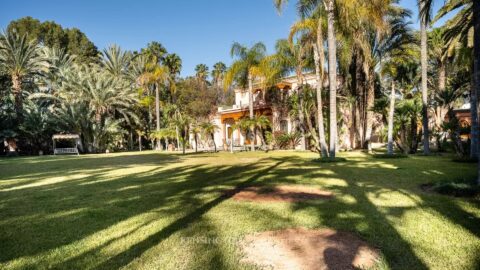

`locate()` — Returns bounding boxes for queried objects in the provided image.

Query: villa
[208,74,319,150]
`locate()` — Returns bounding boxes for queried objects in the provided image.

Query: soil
[227,185,334,202]
[239,228,380,270]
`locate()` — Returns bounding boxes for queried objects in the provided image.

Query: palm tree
[102,44,132,78]
[253,115,271,150]
[195,63,209,83]
[289,17,329,157]
[164,53,182,79]
[434,0,479,182]
[224,42,278,151]
[212,62,227,87]
[419,0,435,154]
[276,0,338,158]
[139,63,170,149]
[200,121,219,152]
[136,129,145,151]
[475,0,480,185]
[0,31,44,119]
[275,38,309,151]
[191,124,202,153]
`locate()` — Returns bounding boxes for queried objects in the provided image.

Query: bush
[422,181,479,198]
[372,154,408,159]
[432,182,479,197]
[452,156,478,163]
[312,157,348,163]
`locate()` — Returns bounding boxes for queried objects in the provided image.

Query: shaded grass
[0,150,478,269]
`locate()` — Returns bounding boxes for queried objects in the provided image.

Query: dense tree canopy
[7,17,99,63]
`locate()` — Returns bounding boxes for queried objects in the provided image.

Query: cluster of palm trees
[0,30,226,154]
[0,0,479,182]
[220,0,478,166]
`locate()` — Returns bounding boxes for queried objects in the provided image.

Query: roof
[52,134,80,139]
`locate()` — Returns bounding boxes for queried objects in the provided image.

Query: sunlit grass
[0,150,479,269]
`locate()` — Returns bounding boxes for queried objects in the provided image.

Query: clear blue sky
[0,0,453,77]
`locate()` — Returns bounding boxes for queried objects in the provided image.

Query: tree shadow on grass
[93,160,284,269]
[0,152,478,269]
[0,153,285,269]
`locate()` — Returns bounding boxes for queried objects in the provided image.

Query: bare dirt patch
[228,185,334,202]
[240,228,380,270]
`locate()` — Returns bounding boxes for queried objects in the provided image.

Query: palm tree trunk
[420,2,430,154]
[11,74,23,121]
[470,64,479,159]
[297,74,307,151]
[364,67,375,152]
[194,133,198,153]
[314,29,328,157]
[212,134,217,152]
[473,0,480,185]
[248,73,255,151]
[387,81,396,155]
[183,127,186,155]
[326,0,338,158]
[155,83,161,150]
[138,135,142,151]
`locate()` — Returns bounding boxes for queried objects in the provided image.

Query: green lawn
[0,151,479,269]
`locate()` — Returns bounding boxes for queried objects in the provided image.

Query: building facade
[207,74,319,150]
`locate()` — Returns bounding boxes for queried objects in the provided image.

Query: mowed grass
[0,151,479,270]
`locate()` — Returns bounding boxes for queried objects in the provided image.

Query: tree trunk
[183,128,186,155]
[473,0,480,185]
[248,74,255,151]
[297,74,307,151]
[194,133,198,153]
[410,117,419,154]
[326,0,338,158]
[11,74,23,121]
[155,83,161,150]
[470,61,479,158]
[420,2,430,154]
[313,35,328,157]
[387,81,395,155]
[364,67,375,152]
[138,135,142,151]
[212,134,217,153]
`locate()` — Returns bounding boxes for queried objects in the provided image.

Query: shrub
[312,157,348,163]
[432,182,479,197]
[373,154,408,159]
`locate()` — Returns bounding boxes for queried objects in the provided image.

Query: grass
[0,151,479,269]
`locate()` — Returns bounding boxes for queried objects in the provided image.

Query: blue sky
[0,0,453,77]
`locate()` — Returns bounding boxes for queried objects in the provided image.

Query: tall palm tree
[474,0,480,184]
[164,53,182,79]
[289,17,329,157]
[275,0,338,158]
[275,38,309,150]
[419,0,435,154]
[434,0,479,162]
[0,31,44,119]
[194,63,209,83]
[382,50,417,155]
[224,42,278,151]
[139,62,170,149]
[212,62,227,87]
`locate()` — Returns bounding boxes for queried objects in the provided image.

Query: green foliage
[275,131,301,149]
[372,153,409,159]
[429,182,479,197]
[175,77,218,119]
[312,157,348,163]
[7,16,99,64]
